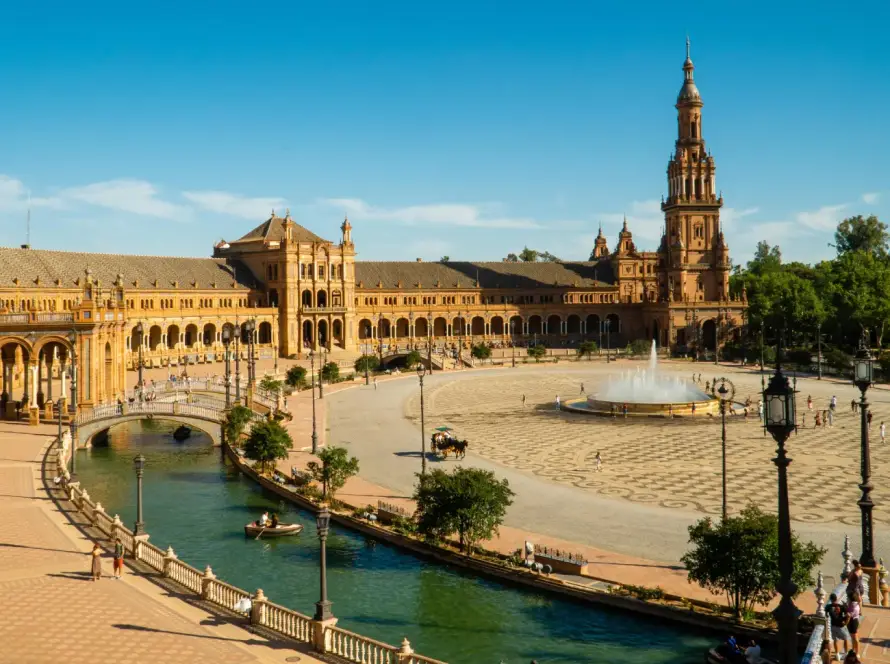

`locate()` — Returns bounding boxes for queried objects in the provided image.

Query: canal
[75,421,713,663]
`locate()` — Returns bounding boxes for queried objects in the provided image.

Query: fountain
[570,340,719,417]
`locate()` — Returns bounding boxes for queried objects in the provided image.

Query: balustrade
[327,626,400,664]
[139,541,166,571]
[167,558,204,594]
[261,600,315,642]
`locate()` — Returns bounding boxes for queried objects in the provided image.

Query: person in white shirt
[259,512,270,526]
[555,395,561,410]
[744,639,762,664]
[882,421,886,444]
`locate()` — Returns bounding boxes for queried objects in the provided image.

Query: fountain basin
[564,395,721,418]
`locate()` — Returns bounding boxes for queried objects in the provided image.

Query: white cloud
[720,207,759,229]
[863,192,881,205]
[795,203,848,231]
[183,190,287,219]
[60,179,192,222]
[598,199,663,241]
[0,175,64,211]
[319,197,542,229]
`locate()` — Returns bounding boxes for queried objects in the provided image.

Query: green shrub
[354,355,380,373]
[321,361,340,381]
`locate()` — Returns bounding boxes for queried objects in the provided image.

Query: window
[319,264,325,279]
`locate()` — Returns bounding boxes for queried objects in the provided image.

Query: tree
[577,340,598,358]
[504,253,519,262]
[440,255,450,262]
[748,241,783,275]
[307,446,360,501]
[470,343,491,361]
[222,404,253,445]
[823,250,890,346]
[285,365,307,390]
[259,375,283,396]
[627,339,651,356]
[413,467,515,555]
[321,361,340,381]
[527,345,546,362]
[243,419,293,475]
[518,247,539,262]
[354,354,380,373]
[538,251,561,263]
[404,350,422,369]
[682,505,825,619]
[834,215,889,258]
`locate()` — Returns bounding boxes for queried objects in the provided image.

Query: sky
[0,1,887,268]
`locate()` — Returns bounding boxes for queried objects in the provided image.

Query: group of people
[716,635,763,664]
[89,537,126,581]
[254,511,279,528]
[824,560,867,662]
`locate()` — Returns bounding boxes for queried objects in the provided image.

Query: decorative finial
[622,215,628,232]
[686,36,690,60]
[285,207,290,217]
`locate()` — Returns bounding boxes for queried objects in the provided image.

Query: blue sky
[0,1,887,267]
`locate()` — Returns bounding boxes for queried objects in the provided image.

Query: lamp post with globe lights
[715,378,736,522]
[233,325,242,404]
[853,339,877,569]
[417,364,427,475]
[133,454,146,536]
[222,327,232,408]
[314,506,333,621]
[309,350,318,454]
[762,348,800,664]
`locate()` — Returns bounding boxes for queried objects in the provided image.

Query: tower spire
[686,35,690,60]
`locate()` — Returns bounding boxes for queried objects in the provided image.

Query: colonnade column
[1,362,9,401]
[22,359,29,404]
[29,363,38,408]
[46,353,53,403]
[36,357,44,407]
[60,357,67,406]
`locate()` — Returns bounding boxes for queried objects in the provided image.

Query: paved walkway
[0,420,324,664]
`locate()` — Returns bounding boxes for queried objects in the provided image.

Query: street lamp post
[310,350,318,454]
[68,331,78,416]
[817,322,823,380]
[319,347,325,400]
[234,325,242,404]
[605,320,611,363]
[314,506,333,621]
[245,319,256,385]
[760,320,765,372]
[763,350,800,664]
[510,321,516,368]
[716,378,736,522]
[417,364,427,475]
[222,328,232,408]
[133,454,146,536]
[853,340,876,569]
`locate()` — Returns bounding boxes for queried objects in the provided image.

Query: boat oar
[254,526,266,540]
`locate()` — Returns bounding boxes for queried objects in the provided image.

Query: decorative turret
[615,217,635,255]
[340,215,353,246]
[591,224,609,259]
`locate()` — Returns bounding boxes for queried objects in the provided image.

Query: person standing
[555,395,561,410]
[851,398,857,413]
[847,591,862,657]
[113,537,124,579]
[622,403,628,418]
[828,409,834,428]
[831,395,837,411]
[881,421,886,444]
[826,592,851,661]
[594,451,602,472]
[373,377,378,391]
[521,394,526,408]
[757,399,763,421]
[808,395,814,411]
[868,411,874,429]
[90,542,103,581]
[580,382,585,395]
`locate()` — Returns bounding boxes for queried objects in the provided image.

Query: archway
[490,316,504,336]
[379,318,392,338]
[652,320,660,343]
[415,317,429,338]
[104,342,113,403]
[203,323,216,346]
[332,320,343,346]
[702,319,717,351]
[547,315,561,335]
[567,315,581,335]
[318,320,328,347]
[268,289,279,308]
[129,326,141,352]
[433,317,447,338]
[396,318,410,338]
[185,324,199,348]
[586,314,601,337]
[302,320,314,347]
[166,325,180,349]
[451,317,466,337]
[509,315,523,336]
[528,315,543,335]
[471,316,485,336]
[317,290,328,308]
[301,290,312,307]
[358,319,373,340]
[258,321,273,344]
[149,325,163,351]
[0,340,31,415]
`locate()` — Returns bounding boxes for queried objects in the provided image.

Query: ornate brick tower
[661,39,728,303]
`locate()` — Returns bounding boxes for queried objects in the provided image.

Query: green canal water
[74,421,714,663]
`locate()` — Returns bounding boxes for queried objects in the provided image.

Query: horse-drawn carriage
[430,426,469,459]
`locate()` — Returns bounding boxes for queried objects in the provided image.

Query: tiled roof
[0,247,254,290]
[231,215,327,245]
[354,260,615,289]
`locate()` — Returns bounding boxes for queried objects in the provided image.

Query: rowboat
[244,523,304,538]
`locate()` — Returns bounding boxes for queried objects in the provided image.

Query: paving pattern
[403,362,890,526]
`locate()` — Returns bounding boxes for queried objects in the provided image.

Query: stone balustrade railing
[53,431,443,663]
[132,379,277,409]
[73,401,265,426]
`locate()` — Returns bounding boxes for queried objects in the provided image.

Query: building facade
[0,45,745,418]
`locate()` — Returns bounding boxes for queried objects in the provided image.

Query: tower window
[690,122,696,138]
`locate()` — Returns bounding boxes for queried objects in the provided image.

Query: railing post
[133,533,150,559]
[173,401,181,415]
[163,546,177,577]
[842,534,853,580]
[250,588,266,626]
[78,488,90,510]
[112,513,122,540]
[201,565,216,600]
[92,501,103,525]
[814,571,826,617]
[880,559,890,607]
[398,637,414,663]
[312,616,338,654]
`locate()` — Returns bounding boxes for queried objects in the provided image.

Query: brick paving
[0,420,323,664]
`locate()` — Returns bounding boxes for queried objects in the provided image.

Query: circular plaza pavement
[327,360,890,564]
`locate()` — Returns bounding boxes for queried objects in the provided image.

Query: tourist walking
[555,395,561,410]
[622,403,628,418]
[847,591,862,656]
[852,399,858,413]
[881,421,886,444]
[827,593,851,661]
[521,394,526,408]
[757,399,763,421]
[831,395,837,411]
[815,412,822,428]
[868,411,874,429]
[112,538,124,579]
[691,402,696,416]
[90,542,103,581]
[808,395,813,411]
[580,382,585,394]
[802,412,807,428]
[828,409,834,428]
[594,451,602,472]
[373,377,378,391]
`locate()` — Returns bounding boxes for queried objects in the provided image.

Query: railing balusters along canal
[53,423,443,663]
